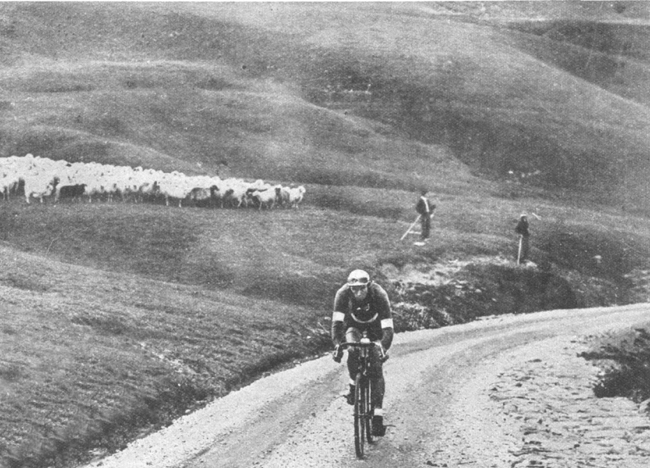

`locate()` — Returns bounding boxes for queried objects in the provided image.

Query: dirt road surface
[84,303,650,468]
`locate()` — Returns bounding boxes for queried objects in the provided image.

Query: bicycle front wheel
[365,378,374,444]
[354,373,365,458]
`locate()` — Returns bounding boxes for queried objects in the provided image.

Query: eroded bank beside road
[380,255,650,333]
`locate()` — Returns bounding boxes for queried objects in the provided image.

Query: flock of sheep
[0,154,306,209]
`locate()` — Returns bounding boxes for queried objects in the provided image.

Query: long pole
[400,215,421,241]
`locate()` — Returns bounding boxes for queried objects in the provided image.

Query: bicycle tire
[365,378,374,444]
[354,373,365,458]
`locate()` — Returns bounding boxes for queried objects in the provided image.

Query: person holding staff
[515,213,530,264]
[415,189,436,244]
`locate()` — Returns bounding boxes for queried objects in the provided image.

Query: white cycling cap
[347,269,370,285]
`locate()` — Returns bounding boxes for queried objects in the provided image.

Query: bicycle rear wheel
[354,373,365,458]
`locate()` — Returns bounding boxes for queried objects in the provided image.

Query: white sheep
[250,188,276,210]
[287,185,306,208]
[23,173,56,204]
[158,174,192,207]
[0,171,21,200]
[221,179,249,208]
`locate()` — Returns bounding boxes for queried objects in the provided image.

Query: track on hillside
[83,303,650,468]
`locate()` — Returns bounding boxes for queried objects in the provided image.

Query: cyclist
[332,269,394,437]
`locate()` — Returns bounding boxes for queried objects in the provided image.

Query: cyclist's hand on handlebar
[374,341,389,362]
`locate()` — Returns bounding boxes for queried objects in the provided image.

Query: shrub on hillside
[580,328,650,403]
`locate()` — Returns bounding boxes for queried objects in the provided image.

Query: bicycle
[334,331,388,459]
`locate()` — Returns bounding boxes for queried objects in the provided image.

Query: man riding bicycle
[332,269,394,437]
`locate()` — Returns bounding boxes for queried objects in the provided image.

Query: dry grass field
[1,2,650,467]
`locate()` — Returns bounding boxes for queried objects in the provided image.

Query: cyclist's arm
[331,287,347,347]
[379,320,394,351]
[332,313,346,347]
[374,284,394,351]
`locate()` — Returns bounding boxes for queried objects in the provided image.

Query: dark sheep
[209,185,221,208]
[57,184,87,202]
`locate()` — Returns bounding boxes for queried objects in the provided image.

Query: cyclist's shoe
[372,416,386,436]
[345,385,355,406]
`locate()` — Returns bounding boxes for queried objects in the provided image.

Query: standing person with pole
[515,213,530,264]
[415,189,435,246]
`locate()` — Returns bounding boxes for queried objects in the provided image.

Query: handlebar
[333,340,388,363]
[337,341,378,349]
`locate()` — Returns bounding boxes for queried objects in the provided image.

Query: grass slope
[0,3,649,203]
[0,2,650,467]
[3,189,650,467]
[0,241,320,467]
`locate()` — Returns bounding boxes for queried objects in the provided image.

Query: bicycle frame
[337,332,385,459]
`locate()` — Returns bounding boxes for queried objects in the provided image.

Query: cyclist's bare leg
[368,345,385,407]
[369,346,387,436]
[345,327,361,380]
[370,376,387,436]
[371,376,385,409]
[344,328,361,404]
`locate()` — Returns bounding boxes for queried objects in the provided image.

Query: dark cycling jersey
[331,282,394,350]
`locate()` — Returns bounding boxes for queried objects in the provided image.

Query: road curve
[83,303,650,468]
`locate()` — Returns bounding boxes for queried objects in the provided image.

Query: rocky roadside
[384,258,650,467]
[487,337,650,468]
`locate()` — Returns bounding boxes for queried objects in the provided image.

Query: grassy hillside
[1,3,649,202]
[3,191,650,468]
[0,2,650,467]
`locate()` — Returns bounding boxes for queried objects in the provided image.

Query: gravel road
[83,303,650,468]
